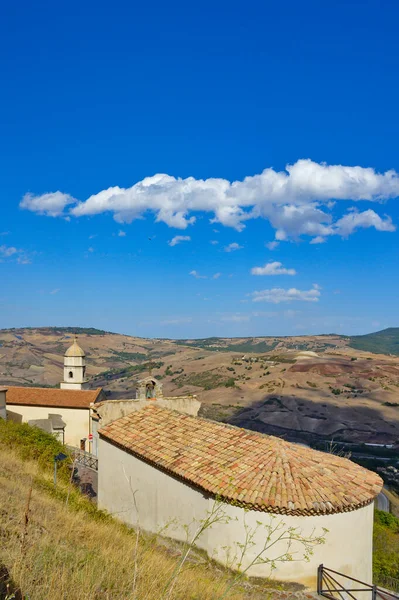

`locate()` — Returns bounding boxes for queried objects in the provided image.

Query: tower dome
[65,337,85,358]
[60,336,89,390]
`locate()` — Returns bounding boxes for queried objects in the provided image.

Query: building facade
[5,386,104,447]
[98,405,382,589]
[3,337,105,448]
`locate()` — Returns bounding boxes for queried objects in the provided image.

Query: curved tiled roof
[65,338,85,357]
[6,386,103,409]
[98,405,383,516]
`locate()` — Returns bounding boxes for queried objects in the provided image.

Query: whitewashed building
[4,338,105,448]
[98,405,382,589]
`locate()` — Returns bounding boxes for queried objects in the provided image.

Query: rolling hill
[349,328,399,356]
[1,326,399,445]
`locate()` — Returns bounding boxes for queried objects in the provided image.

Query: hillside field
[1,327,399,445]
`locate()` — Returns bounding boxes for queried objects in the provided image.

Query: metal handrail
[318,564,399,599]
[66,445,98,471]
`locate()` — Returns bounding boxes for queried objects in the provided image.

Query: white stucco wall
[7,405,91,447]
[98,438,374,589]
[0,389,7,420]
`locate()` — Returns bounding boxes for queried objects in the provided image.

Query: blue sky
[1,0,399,338]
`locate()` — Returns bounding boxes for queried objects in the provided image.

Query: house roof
[99,405,383,516]
[6,386,102,409]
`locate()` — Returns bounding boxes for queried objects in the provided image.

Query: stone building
[98,405,382,589]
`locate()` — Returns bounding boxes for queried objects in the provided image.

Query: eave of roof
[6,386,103,409]
[99,405,383,517]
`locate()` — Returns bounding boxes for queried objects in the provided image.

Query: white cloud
[310,236,326,244]
[50,288,60,295]
[168,235,191,247]
[88,247,94,253]
[189,270,207,279]
[212,272,221,279]
[334,209,395,237]
[17,256,32,265]
[224,242,243,252]
[20,191,75,217]
[118,230,126,237]
[251,284,321,304]
[0,245,32,264]
[266,241,279,250]
[19,159,399,241]
[210,240,219,245]
[251,261,296,276]
[0,245,18,257]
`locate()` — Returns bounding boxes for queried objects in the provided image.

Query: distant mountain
[349,328,399,355]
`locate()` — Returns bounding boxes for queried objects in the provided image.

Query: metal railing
[66,446,98,471]
[318,565,399,600]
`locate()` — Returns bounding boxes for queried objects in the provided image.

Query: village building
[98,404,382,589]
[3,338,105,448]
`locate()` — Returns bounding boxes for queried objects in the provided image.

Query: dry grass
[0,449,277,600]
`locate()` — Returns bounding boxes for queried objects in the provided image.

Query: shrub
[0,419,70,481]
[224,378,236,388]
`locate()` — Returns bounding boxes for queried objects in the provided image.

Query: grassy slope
[0,450,276,600]
[349,328,399,355]
[0,422,287,600]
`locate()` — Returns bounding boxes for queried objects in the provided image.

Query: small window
[69,371,73,379]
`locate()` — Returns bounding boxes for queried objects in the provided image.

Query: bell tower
[60,336,89,390]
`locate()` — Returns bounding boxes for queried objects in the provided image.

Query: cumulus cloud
[20,192,76,217]
[189,270,207,279]
[0,245,18,257]
[210,240,219,245]
[224,242,243,252]
[251,284,321,304]
[17,256,32,265]
[251,261,296,276]
[118,230,126,237]
[266,241,279,250]
[212,272,221,279]
[334,209,395,237]
[19,160,399,241]
[168,235,191,247]
[0,245,32,264]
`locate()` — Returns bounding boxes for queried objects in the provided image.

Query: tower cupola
[60,336,89,390]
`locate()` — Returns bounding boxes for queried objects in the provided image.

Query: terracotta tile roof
[6,386,103,409]
[99,405,383,516]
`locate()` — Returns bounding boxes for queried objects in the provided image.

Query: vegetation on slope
[349,328,399,356]
[373,510,399,585]
[0,421,288,600]
[175,338,279,353]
